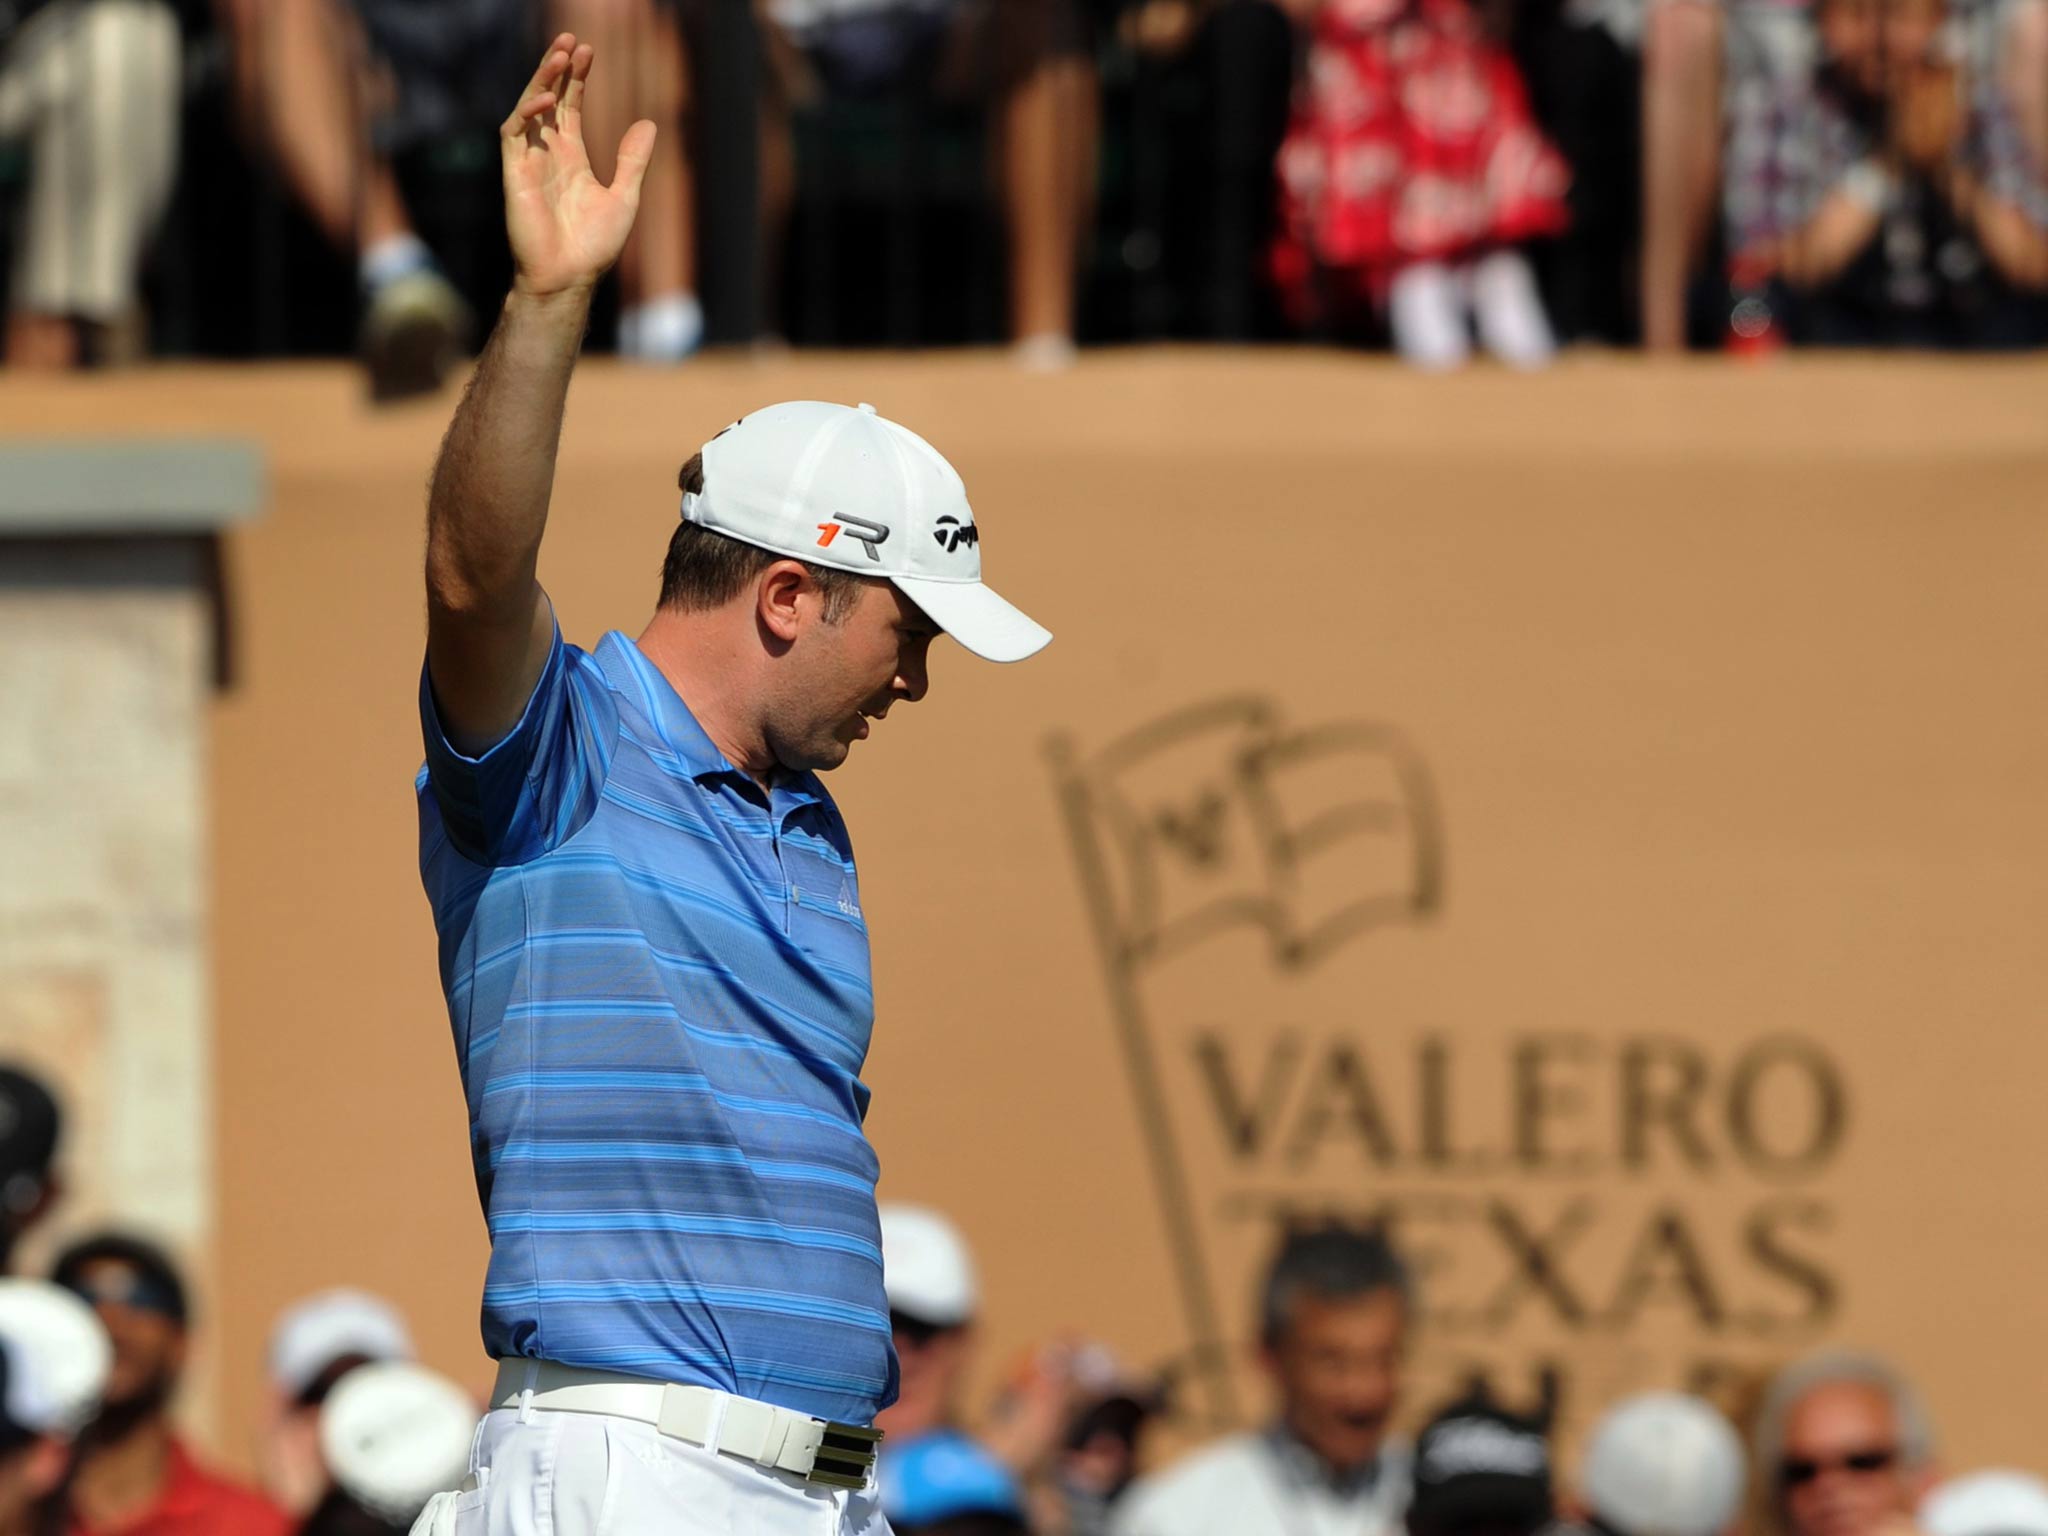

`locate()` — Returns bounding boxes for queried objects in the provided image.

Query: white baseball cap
[683,401,1052,664]
[0,1279,112,1438]
[880,1204,978,1328]
[268,1289,415,1401]
[320,1361,478,1522]
[1582,1393,1747,1536]
[1923,1473,2048,1536]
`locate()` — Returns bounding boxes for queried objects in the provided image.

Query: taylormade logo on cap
[680,400,1052,665]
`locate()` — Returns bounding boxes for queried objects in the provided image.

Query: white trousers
[415,1408,895,1536]
[0,0,180,320]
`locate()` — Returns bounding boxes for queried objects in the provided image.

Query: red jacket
[69,1440,292,1536]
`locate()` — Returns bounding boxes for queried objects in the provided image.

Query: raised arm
[425,34,655,754]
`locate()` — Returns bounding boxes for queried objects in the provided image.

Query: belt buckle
[806,1421,882,1490]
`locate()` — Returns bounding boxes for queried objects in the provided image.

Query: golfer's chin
[782,735,854,775]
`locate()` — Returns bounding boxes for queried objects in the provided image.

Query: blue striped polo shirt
[415,624,897,1424]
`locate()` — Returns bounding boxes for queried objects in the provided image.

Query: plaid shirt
[1725,45,2048,256]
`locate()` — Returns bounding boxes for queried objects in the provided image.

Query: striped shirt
[416,625,897,1424]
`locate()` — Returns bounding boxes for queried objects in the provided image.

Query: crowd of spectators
[0,0,2043,385]
[7,1054,2048,1536]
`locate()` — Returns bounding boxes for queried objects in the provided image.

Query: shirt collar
[598,630,746,783]
[597,631,831,814]
[1263,1423,1387,1499]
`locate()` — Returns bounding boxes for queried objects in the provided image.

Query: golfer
[412,33,1050,1536]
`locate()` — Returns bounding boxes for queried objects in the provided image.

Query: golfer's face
[779,582,936,773]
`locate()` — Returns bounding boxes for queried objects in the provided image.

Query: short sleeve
[1108,1476,1182,1536]
[419,624,619,867]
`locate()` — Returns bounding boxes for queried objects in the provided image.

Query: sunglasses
[1781,1449,1898,1486]
[62,1271,182,1320]
[889,1311,955,1349]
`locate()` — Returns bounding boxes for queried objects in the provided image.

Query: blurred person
[532,0,699,361]
[1567,1393,1746,1536]
[887,1433,1032,1531]
[1720,0,2048,345]
[51,1232,290,1536]
[877,1204,1091,1530]
[1405,1388,1554,1536]
[1509,0,1644,343]
[0,0,180,369]
[259,1290,415,1518]
[348,0,702,361]
[1107,0,1294,339]
[2000,2,2048,167]
[877,1208,979,1403]
[1270,0,1573,368]
[1754,1352,1937,1536]
[761,0,1098,363]
[0,1280,112,1536]
[208,0,473,396]
[1636,0,2048,347]
[0,1336,64,1536]
[1048,1356,1160,1536]
[210,0,698,395]
[1636,0,1741,349]
[1922,1472,2048,1536]
[295,1362,474,1536]
[0,1068,61,1275]
[1112,1223,1413,1536]
[410,30,1048,1536]
[897,1518,1033,1536]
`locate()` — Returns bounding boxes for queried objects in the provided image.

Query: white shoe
[1014,332,1078,372]
[618,292,704,364]
[1388,262,1471,371]
[1468,250,1556,369]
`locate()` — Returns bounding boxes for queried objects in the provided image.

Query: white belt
[490,1361,880,1490]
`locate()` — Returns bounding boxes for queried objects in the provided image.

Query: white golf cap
[320,1361,478,1522]
[1923,1473,2048,1536]
[1582,1393,1746,1536]
[683,401,1052,664]
[879,1204,978,1328]
[0,1279,112,1437]
[268,1288,415,1401]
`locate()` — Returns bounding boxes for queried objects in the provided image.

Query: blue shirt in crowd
[416,625,898,1425]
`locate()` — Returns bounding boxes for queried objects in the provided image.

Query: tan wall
[0,540,220,1433]
[5,353,2046,1484]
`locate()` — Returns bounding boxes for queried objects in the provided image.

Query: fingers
[504,86,559,139]
[610,119,659,206]
[561,43,595,121]
[503,34,575,138]
[521,32,575,101]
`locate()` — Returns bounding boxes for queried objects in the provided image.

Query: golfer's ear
[758,562,809,643]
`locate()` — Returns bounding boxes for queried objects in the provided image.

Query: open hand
[501,34,656,299]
